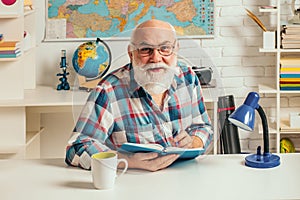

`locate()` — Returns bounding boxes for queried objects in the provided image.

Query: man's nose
[149,48,162,63]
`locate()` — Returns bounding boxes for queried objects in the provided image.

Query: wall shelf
[257,1,300,152]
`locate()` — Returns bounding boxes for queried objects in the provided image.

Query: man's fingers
[134,152,159,161]
[154,154,179,171]
[174,131,193,148]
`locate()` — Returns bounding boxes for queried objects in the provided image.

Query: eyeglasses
[131,41,176,57]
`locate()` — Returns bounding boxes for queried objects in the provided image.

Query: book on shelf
[0,41,21,51]
[280,86,300,90]
[280,83,300,87]
[282,43,300,49]
[280,81,300,84]
[119,142,205,160]
[281,33,300,43]
[281,25,300,48]
[280,57,300,66]
[0,46,20,51]
[0,41,20,47]
[280,73,300,75]
[0,52,21,58]
[280,78,300,82]
[282,40,300,44]
[279,74,300,78]
[0,49,21,55]
[282,37,300,43]
[280,67,300,71]
[282,25,300,34]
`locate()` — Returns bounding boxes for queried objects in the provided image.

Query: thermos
[218,95,241,154]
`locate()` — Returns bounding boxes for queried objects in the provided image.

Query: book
[282,33,300,38]
[0,52,21,58]
[280,58,300,66]
[0,46,20,51]
[280,74,300,78]
[280,67,300,71]
[280,87,300,90]
[120,142,205,160]
[282,39,300,44]
[280,84,300,87]
[280,81,300,84]
[0,41,20,47]
[280,78,300,81]
[282,25,300,35]
[282,43,300,49]
[0,49,21,55]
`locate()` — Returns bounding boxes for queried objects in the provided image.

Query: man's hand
[173,130,204,149]
[118,152,179,172]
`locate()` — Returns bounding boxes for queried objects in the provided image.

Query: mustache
[139,63,178,74]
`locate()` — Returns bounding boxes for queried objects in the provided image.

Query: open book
[120,142,205,160]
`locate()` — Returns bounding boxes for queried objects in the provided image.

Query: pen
[173,131,179,147]
[245,8,268,32]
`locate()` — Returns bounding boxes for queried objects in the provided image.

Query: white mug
[91,152,128,190]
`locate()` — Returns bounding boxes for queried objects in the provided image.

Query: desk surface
[1,154,300,200]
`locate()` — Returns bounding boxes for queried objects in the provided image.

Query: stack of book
[280,57,300,90]
[281,25,300,49]
[0,41,21,59]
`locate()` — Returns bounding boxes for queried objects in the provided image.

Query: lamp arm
[257,106,269,153]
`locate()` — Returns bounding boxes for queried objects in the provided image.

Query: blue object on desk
[228,92,280,168]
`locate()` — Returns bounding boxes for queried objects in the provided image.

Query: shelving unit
[0,0,37,158]
[258,1,300,153]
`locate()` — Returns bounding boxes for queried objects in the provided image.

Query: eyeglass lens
[137,43,175,56]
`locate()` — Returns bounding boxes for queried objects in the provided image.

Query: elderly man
[65,19,213,171]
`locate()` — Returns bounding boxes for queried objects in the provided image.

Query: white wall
[34,0,300,157]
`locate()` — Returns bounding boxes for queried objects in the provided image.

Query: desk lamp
[228,92,280,168]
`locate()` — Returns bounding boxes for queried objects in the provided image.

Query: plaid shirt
[65,63,213,169]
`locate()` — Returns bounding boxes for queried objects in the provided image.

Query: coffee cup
[91,152,128,190]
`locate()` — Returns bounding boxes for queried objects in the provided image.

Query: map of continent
[47,0,214,39]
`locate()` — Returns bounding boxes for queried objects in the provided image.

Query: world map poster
[46,0,214,40]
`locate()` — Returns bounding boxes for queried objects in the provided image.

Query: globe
[72,38,111,81]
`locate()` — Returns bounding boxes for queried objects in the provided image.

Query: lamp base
[245,152,280,168]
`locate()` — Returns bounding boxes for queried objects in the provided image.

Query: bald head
[135,19,175,30]
[130,19,177,45]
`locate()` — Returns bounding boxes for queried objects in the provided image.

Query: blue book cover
[280,87,300,90]
[280,74,300,78]
[119,142,205,160]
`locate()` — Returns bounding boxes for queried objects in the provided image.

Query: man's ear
[175,41,179,50]
[127,45,133,61]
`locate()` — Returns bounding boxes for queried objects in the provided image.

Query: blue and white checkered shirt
[65,62,213,169]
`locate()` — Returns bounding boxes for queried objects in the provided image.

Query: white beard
[132,62,178,94]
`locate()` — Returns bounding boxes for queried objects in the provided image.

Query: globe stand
[77,75,101,92]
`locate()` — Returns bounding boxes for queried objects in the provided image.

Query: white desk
[1,154,300,200]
